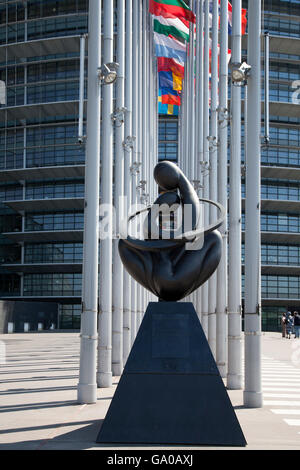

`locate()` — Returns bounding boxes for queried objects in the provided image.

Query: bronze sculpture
[119,161,225,301]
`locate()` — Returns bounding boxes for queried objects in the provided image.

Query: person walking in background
[286,312,294,339]
[294,311,300,339]
[281,313,287,338]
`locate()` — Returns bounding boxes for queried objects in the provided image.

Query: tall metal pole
[227,0,243,390]
[146,3,152,202]
[138,0,145,326]
[201,0,210,338]
[131,0,139,345]
[195,0,203,183]
[123,0,133,364]
[112,0,125,377]
[264,31,270,145]
[208,0,219,358]
[195,0,204,320]
[141,0,148,320]
[77,0,101,404]
[183,45,189,177]
[97,0,114,388]
[137,0,143,329]
[78,34,86,143]
[216,0,228,379]
[244,0,262,409]
[142,0,148,200]
[189,14,195,183]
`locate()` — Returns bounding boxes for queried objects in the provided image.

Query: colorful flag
[157,56,185,79]
[159,87,181,105]
[215,1,247,35]
[154,31,187,63]
[150,0,196,24]
[158,100,180,115]
[158,70,182,91]
[153,15,190,42]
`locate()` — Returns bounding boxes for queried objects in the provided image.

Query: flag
[215,1,247,35]
[158,100,180,115]
[159,87,181,105]
[154,31,187,63]
[158,70,182,91]
[149,0,196,24]
[153,15,190,42]
[157,56,185,79]
[209,47,231,76]
[227,3,248,35]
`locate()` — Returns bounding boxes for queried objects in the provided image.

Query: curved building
[0,0,89,328]
[0,0,299,332]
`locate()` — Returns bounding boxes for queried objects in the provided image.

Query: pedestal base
[97,302,246,446]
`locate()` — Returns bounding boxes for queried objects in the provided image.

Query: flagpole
[141,0,149,320]
[131,0,139,346]
[208,0,219,359]
[112,0,125,377]
[137,0,143,329]
[140,0,147,323]
[188,13,195,183]
[123,0,133,364]
[195,0,204,321]
[183,52,189,177]
[201,0,210,338]
[244,0,262,409]
[147,4,152,204]
[216,0,228,378]
[97,0,114,388]
[149,9,156,204]
[227,0,243,390]
[77,0,101,404]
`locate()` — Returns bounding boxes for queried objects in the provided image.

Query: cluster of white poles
[179,0,262,408]
[77,0,157,404]
[78,0,263,409]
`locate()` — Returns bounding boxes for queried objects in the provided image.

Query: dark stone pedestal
[97,302,246,447]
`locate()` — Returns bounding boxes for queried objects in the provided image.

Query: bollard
[38,322,43,331]
[7,322,14,334]
[24,322,29,332]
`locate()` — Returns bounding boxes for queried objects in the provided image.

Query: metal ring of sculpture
[121,197,226,252]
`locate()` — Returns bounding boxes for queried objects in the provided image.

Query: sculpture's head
[154,161,180,191]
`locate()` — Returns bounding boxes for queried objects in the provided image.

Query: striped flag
[154,31,187,63]
[157,57,185,79]
[227,1,247,35]
[158,101,180,115]
[159,87,181,105]
[150,1,195,115]
[158,70,182,91]
[153,15,190,42]
[212,1,247,35]
[149,0,196,24]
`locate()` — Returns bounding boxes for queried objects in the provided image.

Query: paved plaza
[0,330,299,450]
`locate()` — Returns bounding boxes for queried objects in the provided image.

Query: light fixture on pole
[231,62,251,85]
[98,62,119,85]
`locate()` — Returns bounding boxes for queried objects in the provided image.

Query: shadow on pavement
[0,420,103,450]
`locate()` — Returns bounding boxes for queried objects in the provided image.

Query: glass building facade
[0,1,299,331]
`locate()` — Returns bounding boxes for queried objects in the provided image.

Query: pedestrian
[293,311,300,339]
[286,312,294,339]
[281,313,287,338]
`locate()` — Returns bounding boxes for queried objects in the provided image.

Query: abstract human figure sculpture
[98,162,247,447]
[119,161,224,301]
